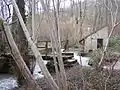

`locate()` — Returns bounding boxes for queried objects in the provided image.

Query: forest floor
[37,60,120,90]
[0,51,120,90]
[37,63,88,90]
[0,61,120,90]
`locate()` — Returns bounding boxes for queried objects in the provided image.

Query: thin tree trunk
[32,0,35,41]
[105,0,108,25]
[11,0,58,90]
[50,33,60,89]
[98,0,119,66]
[3,22,41,90]
[52,0,67,89]
[11,0,35,85]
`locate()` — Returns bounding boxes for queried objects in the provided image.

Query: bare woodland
[0,0,120,90]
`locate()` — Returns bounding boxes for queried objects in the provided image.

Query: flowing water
[0,51,90,90]
[0,61,48,90]
[0,74,17,90]
[73,51,90,66]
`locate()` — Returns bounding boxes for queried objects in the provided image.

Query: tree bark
[32,0,35,41]
[3,22,41,90]
[11,0,36,85]
[0,19,7,53]
[11,0,59,90]
[52,0,67,89]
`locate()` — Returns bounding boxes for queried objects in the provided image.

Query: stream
[0,51,90,90]
[0,74,17,90]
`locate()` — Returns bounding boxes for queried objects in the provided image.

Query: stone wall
[84,26,108,52]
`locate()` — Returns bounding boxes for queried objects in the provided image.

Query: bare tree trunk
[105,0,108,25]
[32,0,35,41]
[79,0,87,41]
[92,0,98,31]
[28,0,32,14]
[52,0,67,89]
[3,22,41,90]
[98,0,119,66]
[11,0,35,85]
[50,32,60,89]
[11,0,58,90]
[0,19,7,53]
[40,0,50,12]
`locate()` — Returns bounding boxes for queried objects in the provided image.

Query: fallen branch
[79,25,107,43]
[11,0,58,89]
[3,22,41,90]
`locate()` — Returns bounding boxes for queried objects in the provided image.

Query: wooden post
[11,0,59,90]
[3,22,41,90]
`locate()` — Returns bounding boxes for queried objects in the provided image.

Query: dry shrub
[66,65,120,90]
[88,48,120,69]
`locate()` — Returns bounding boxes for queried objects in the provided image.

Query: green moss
[109,36,120,52]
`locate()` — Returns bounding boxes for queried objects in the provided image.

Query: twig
[98,21,120,66]
[9,19,18,25]
[98,0,120,67]
[104,59,118,90]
